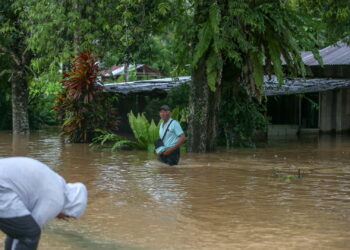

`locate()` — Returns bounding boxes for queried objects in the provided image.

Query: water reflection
[0,130,350,249]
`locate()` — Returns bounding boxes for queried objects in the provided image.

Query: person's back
[0,157,66,227]
[0,157,87,250]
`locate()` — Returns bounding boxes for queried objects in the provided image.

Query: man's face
[159,110,170,120]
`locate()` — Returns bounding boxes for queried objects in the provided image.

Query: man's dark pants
[0,215,41,250]
[158,148,180,166]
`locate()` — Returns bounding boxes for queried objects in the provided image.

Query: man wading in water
[155,105,186,166]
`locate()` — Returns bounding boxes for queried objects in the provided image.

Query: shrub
[28,72,61,129]
[54,51,118,142]
[219,87,268,148]
[128,111,160,151]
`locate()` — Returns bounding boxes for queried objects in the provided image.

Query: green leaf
[193,22,212,67]
[206,50,219,92]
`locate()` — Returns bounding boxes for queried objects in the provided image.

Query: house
[103,42,350,137]
[267,41,350,136]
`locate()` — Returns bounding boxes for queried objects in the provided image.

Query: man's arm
[163,134,186,155]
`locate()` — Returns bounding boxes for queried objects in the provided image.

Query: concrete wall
[268,125,299,136]
[319,88,350,133]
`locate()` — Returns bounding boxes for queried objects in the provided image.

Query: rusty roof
[302,41,350,66]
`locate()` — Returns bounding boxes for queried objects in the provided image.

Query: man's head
[61,182,88,219]
[159,105,171,121]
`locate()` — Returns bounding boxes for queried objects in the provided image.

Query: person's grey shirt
[0,157,66,227]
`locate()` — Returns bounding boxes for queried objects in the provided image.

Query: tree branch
[0,69,13,78]
[21,47,29,64]
[0,44,21,66]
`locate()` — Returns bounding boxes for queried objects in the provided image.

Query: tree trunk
[187,56,221,153]
[186,0,222,153]
[11,70,29,134]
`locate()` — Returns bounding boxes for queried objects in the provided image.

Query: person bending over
[0,157,88,250]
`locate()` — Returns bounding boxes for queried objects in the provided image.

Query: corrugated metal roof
[103,76,350,96]
[302,41,350,66]
[103,76,191,94]
[263,76,350,96]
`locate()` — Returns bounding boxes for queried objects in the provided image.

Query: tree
[99,0,172,81]
[0,0,32,134]
[175,0,322,152]
[22,0,172,74]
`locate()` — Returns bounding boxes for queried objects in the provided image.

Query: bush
[28,72,62,129]
[55,51,119,142]
[219,87,268,148]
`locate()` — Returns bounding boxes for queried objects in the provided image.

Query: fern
[111,140,135,151]
[90,129,133,151]
[266,32,284,86]
[127,111,161,151]
[206,50,219,91]
[193,22,212,67]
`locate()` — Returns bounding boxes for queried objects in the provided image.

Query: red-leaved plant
[55,51,118,142]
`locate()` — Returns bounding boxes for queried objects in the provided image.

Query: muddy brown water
[0,129,350,249]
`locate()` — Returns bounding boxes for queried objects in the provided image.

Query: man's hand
[163,147,175,156]
[56,213,72,221]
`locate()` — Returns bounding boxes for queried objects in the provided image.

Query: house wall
[267,88,350,137]
[319,88,350,133]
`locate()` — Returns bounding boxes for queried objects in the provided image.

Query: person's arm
[31,199,64,227]
[163,133,186,155]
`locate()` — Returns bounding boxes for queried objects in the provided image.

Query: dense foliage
[0,49,12,129]
[219,88,268,148]
[0,81,12,130]
[295,0,350,45]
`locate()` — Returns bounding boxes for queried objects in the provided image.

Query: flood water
[0,129,350,249]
